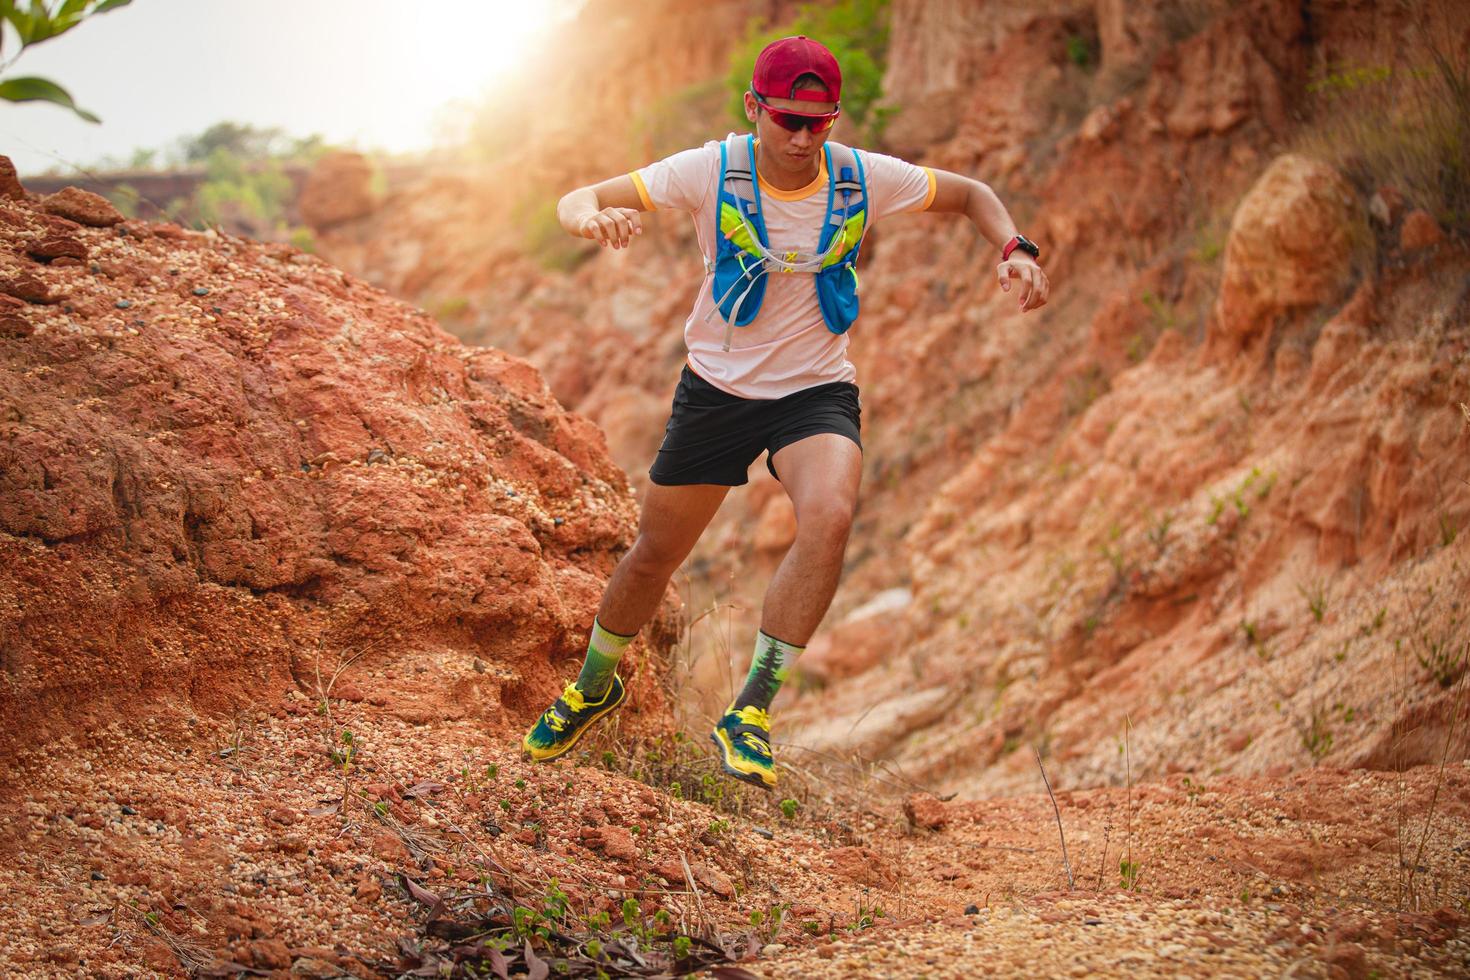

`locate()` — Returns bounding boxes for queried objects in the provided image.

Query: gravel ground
[1,674,1466,977]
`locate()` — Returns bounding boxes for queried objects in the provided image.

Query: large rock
[299,151,381,231]
[1210,153,1364,354]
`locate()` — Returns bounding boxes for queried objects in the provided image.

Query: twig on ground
[679,850,713,940]
[1403,666,1470,907]
[1124,713,1137,891]
[1034,746,1074,890]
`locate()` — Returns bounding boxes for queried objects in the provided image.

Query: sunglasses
[750,90,841,134]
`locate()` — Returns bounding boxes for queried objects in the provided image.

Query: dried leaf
[76,910,112,927]
[306,801,341,817]
[711,968,763,980]
[524,940,549,980]
[486,946,510,979]
[399,873,441,908]
[403,780,446,799]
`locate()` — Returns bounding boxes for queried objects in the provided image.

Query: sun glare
[355,1,570,155]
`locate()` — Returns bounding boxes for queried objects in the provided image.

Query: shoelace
[543,683,591,734]
[735,705,772,732]
[561,683,589,713]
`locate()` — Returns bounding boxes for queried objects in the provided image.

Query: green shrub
[192,146,293,231]
[1299,36,1470,236]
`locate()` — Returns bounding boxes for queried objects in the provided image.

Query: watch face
[1016,235,1040,257]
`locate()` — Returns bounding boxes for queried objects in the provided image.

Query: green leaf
[0,74,99,121]
[0,2,40,46]
[94,0,132,11]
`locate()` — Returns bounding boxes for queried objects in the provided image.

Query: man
[523,35,1049,788]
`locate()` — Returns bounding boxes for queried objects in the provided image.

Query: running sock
[575,618,636,700]
[733,630,806,712]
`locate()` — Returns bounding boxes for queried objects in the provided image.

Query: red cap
[752,35,842,103]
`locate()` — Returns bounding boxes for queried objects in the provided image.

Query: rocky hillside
[0,159,678,764]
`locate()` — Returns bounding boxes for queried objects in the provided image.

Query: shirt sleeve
[862,150,937,221]
[630,140,721,213]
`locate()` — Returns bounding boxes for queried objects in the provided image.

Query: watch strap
[1002,235,1039,261]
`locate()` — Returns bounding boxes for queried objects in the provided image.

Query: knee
[795,498,855,548]
[623,532,688,577]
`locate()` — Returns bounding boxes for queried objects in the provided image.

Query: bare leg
[758,434,863,645]
[596,482,730,635]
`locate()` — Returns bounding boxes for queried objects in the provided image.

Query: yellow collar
[753,139,826,201]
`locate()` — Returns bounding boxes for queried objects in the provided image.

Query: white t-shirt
[631,136,935,399]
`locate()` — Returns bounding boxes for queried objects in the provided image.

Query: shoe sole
[522,686,626,763]
[709,730,776,790]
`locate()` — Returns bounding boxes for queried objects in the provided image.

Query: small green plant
[847,891,883,931]
[1145,511,1174,553]
[1065,34,1091,68]
[673,934,692,959]
[1416,627,1468,688]
[540,878,569,922]
[780,798,799,820]
[1298,579,1329,623]
[330,729,356,773]
[514,778,527,789]
[707,818,731,836]
[486,763,499,779]
[1120,858,1141,890]
[1140,290,1180,332]
[498,799,511,812]
[750,902,789,943]
[1362,608,1387,636]
[1302,708,1334,762]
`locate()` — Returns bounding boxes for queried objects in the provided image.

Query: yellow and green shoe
[521,675,625,762]
[710,703,777,789]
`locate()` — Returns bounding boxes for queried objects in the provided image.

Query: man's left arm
[926,169,1049,313]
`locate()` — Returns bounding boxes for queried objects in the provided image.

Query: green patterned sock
[733,630,805,711]
[575,618,636,700]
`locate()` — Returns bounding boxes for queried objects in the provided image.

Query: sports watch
[1002,234,1040,262]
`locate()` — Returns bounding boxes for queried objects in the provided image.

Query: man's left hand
[997,257,1049,313]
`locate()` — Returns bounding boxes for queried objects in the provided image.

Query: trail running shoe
[710,703,777,789]
[521,675,626,762]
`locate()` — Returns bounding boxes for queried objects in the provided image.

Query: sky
[1,0,576,177]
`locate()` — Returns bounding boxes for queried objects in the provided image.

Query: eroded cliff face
[307,0,1469,798]
[0,171,676,767]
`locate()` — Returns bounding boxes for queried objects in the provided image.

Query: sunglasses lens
[770,109,836,133]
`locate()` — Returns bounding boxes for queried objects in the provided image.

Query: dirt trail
[2,673,1466,976]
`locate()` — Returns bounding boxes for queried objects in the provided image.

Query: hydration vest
[707,133,868,351]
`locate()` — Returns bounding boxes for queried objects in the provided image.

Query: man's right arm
[557,175,647,250]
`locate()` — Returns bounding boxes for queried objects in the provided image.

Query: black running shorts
[648,365,862,486]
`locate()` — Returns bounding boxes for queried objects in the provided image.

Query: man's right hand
[578,207,643,249]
